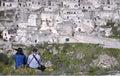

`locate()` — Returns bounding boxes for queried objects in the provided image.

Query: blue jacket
[14,54,26,69]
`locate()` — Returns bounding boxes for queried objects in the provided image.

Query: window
[38,2,40,5]
[3,3,5,6]
[29,3,30,6]
[45,34,47,36]
[67,16,69,19]
[48,1,51,6]
[66,38,69,42]
[78,28,81,32]
[64,5,66,7]
[83,6,85,9]
[19,3,21,7]
[67,12,70,14]
[87,21,89,23]
[32,2,34,4]
[5,33,6,36]
[74,5,78,7]
[56,20,59,22]
[107,0,110,4]
[10,4,12,7]
[88,7,91,9]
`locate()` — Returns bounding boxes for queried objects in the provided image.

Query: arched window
[83,6,85,9]
[3,3,5,6]
[10,4,12,7]
[78,28,81,32]
[38,2,40,5]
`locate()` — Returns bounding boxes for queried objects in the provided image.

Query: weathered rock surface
[76,53,84,60]
[45,60,52,67]
[91,54,119,69]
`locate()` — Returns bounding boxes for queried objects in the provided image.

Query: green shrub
[0,31,2,39]
[0,53,9,65]
[89,66,101,74]
[0,62,7,73]
[110,26,120,38]
[2,67,36,75]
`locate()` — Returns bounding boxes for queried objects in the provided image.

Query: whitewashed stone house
[0,0,18,8]
[62,0,79,9]
[61,9,82,20]
[15,28,27,44]
[2,29,16,41]
[56,21,77,36]
[41,12,54,27]
[80,2,95,11]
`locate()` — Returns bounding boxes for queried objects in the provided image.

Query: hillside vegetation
[0,43,120,75]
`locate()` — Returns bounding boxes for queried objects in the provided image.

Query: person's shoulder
[28,54,33,57]
[14,54,17,57]
[14,54,22,58]
[23,54,26,57]
[36,54,40,57]
[14,53,19,56]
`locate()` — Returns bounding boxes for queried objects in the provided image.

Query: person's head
[15,48,23,54]
[32,48,38,54]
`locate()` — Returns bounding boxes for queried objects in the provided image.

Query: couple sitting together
[14,48,45,71]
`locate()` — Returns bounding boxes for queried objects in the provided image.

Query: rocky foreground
[0,43,120,75]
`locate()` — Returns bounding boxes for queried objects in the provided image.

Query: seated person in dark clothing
[14,48,26,69]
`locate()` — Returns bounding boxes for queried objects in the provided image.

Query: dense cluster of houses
[0,0,120,45]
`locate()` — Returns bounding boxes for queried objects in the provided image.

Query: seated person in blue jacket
[14,48,27,69]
